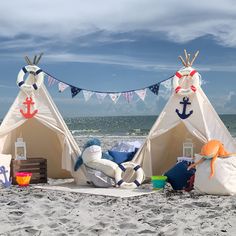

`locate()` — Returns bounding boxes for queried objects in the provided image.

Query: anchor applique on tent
[20,97,38,119]
[176,97,193,119]
[0,166,12,188]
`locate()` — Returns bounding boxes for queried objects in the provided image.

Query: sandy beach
[1,182,236,235]
[0,136,236,236]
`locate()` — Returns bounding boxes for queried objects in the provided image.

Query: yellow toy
[188,140,235,178]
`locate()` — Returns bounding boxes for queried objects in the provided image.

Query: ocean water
[65,115,236,138]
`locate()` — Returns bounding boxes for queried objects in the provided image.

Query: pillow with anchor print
[0,154,12,185]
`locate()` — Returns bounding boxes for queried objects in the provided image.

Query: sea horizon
[62,114,236,138]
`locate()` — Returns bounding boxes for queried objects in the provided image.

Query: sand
[1,184,236,235]
[1,136,236,235]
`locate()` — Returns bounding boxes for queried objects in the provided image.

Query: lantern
[183,139,193,158]
[15,138,26,160]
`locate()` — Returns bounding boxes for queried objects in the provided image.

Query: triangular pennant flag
[109,93,121,104]
[58,82,69,92]
[135,89,147,101]
[83,91,94,101]
[123,92,133,103]
[96,93,107,102]
[47,75,57,87]
[149,84,160,95]
[71,86,81,98]
[161,79,172,91]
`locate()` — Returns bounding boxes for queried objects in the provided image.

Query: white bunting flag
[122,92,134,103]
[58,82,69,92]
[162,79,172,91]
[83,91,94,101]
[109,93,121,104]
[96,93,107,102]
[135,89,147,101]
[47,75,56,87]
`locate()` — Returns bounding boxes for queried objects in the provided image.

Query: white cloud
[42,53,236,73]
[44,52,178,71]
[0,0,236,46]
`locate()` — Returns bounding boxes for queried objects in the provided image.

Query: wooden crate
[11,158,47,184]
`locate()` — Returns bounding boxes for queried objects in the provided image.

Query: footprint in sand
[6,201,18,206]
[118,222,137,229]
[9,211,24,216]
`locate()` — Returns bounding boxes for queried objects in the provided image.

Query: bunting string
[41,69,174,103]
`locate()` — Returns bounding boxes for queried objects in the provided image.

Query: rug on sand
[34,181,157,198]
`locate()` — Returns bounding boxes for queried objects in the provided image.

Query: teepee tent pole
[178,56,187,67]
[190,51,199,66]
[33,55,37,65]
[24,56,32,65]
[35,53,43,65]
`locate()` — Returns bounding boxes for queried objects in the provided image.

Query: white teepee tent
[0,61,86,183]
[133,51,236,178]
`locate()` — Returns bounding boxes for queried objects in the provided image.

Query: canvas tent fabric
[133,67,236,178]
[0,70,87,184]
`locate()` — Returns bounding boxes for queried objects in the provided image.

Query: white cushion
[85,159,118,178]
[0,154,12,183]
[194,156,236,195]
[82,145,102,164]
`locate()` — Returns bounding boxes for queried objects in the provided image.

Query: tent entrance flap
[2,118,71,179]
[150,122,204,175]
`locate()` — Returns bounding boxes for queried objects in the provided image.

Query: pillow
[108,150,135,164]
[195,156,236,195]
[164,161,196,190]
[85,159,118,178]
[0,154,12,184]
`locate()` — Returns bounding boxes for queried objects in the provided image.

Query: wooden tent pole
[190,51,199,66]
[187,54,191,66]
[178,56,187,67]
[24,56,32,65]
[184,49,188,64]
[35,53,43,65]
[33,55,37,65]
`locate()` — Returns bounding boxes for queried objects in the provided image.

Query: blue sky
[0,0,236,117]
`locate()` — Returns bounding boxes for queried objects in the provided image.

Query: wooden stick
[33,55,37,65]
[35,53,43,65]
[24,56,32,65]
[190,50,199,66]
[187,53,191,66]
[178,56,187,67]
[184,49,188,63]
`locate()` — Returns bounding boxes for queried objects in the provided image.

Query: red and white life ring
[172,68,200,96]
[17,65,44,93]
[115,162,144,189]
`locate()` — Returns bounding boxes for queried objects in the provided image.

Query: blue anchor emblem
[0,166,12,188]
[176,97,193,119]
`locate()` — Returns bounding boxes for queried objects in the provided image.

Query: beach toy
[17,65,44,93]
[74,138,118,178]
[115,162,144,189]
[15,172,32,187]
[188,140,236,178]
[151,175,167,189]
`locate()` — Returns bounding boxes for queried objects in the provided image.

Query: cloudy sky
[0,0,236,117]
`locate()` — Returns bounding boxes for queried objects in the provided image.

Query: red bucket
[15,172,32,187]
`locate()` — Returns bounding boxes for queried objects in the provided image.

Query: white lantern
[183,139,193,158]
[15,138,27,160]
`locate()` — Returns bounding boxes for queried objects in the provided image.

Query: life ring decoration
[17,65,44,92]
[172,67,200,96]
[115,162,144,189]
